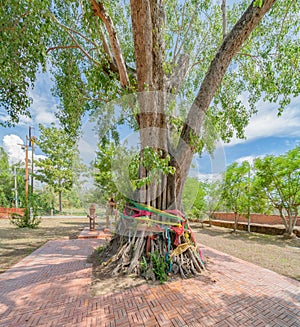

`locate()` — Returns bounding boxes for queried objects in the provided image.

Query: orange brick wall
[0,207,25,219]
[212,212,300,226]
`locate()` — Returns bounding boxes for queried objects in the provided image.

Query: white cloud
[235,155,257,166]
[3,134,25,165]
[226,97,300,146]
[35,111,57,125]
[2,134,46,166]
[18,115,33,126]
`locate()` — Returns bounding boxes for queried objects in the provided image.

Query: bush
[10,207,41,228]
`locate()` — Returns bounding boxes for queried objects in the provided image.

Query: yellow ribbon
[170,242,197,257]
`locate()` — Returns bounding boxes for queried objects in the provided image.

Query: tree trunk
[234,211,238,233]
[96,0,277,281]
[58,190,62,213]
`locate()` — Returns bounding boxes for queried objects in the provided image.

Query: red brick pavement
[0,237,299,327]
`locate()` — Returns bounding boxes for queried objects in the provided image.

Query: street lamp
[29,126,36,195]
[245,161,251,233]
[18,140,29,206]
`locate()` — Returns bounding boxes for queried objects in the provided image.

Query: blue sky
[0,71,299,177]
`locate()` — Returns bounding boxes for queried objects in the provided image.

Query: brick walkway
[0,238,299,327]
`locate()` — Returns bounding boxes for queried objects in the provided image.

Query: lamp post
[24,139,29,206]
[246,161,251,233]
[14,166,18,208]
[29,126,35,195]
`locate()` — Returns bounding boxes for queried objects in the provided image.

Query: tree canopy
[1,1,300,212]
[253,146,300,236]
[1,0,299,135]
[34,123,79,212]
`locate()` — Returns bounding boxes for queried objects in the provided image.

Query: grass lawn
[1,218,299,282]
[193,224,300,281]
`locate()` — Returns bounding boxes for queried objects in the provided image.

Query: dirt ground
[192,223,300,281]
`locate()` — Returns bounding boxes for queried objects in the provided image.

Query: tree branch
[0,11,31,32]
[221,0,227,39]
[50,14,102,66]
[51,14,99,48]
[166,54,190,94]
[91,0,130,88]
[46,45,79,54]
[180,0,277,150]
[65,29,101,66]
[174,2,198,62]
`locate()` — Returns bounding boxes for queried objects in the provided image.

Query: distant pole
[29,126,35,195]
[14,166,18,208]
[25,138,29,206]
[247,162,251,233]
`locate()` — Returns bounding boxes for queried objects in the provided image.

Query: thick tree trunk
[96,0,278,281]
[279,207,297,237]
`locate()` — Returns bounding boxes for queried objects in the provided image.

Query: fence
[0,207,25,219]
[211,212,300,226]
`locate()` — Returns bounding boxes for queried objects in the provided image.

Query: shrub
[10,207,41,228]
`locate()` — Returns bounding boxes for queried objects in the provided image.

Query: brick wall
[206,220,300,237]
[212,212,300,226]
[0,207,25,219]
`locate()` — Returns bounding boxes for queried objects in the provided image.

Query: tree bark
[92,1,130,88]
[95,0,279,282]
[59,190,62,213]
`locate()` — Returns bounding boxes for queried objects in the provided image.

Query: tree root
[96,224,206,282]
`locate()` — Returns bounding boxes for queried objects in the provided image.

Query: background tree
[35,123,80,213]
[94,141,120,204]
[221,162,250,233]
[182,177,206,220]
[0,147,12,206]
[253,147,300,237]
[203,179,223,227]
[35,185,56,215]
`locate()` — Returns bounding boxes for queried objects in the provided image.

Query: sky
[0,71,299,180]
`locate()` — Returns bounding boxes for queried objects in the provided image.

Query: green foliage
[131,147,176,189]
[35,123,85,212]
[253,0,264,8]
[203,180,223,218]
[0,147,12,206]
[1,0,299,144]
[148,251,169,283]
[96,246,104,254]
[253,146,300,233]
[33,185,56,215]
[93,141,120,202]
[0,1,52,126]
[221,161,251,216]
[10,207,41,229]
[183,177,206,219]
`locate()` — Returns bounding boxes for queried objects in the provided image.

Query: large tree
[1,0,299,278]
[34,124,79,213]
[0,147,12,206]
[254,147,300,237]
[221,161,250,232]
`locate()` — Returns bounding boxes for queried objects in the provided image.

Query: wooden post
[89,203,96,230]
[25,140,29,206]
